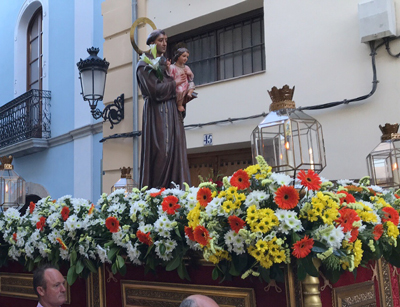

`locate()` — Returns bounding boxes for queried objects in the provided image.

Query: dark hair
[33,263,58,297]
[173,48,190,63]
[146,29,166,45]
[180,298,198,307]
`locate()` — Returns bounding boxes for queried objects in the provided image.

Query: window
[168,9,265,85]
[27,7,42,91]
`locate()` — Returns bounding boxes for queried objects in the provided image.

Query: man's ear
[37,286,45,296]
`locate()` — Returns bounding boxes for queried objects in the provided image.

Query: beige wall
[101,0,134,193]
[102,0,400,189]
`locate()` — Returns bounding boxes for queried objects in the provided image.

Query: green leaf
[83,258,98,273]
[144,245,155,258]
[107,247,120,262]
[70,250,77,266]
[111,262,117,275]
[166,256,181,271]
[116,255,125,269]
[27,259,34,272]
[301,257,319,277]
[297,260,307,281]
[232,254,248,273]
[67,265,78,285]
[76,259,84,274]
[212,267,219,280]
[118,263,127,276]
[174,227,182,239]
[228,262,240,276]
[159,244,166,256]
[34,255,42,263]
[258,267,270,283]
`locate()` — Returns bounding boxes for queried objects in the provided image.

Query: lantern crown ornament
[0,155,26,211]
[367,123,400,188]
[111,167,137,193]
[251,85,326,178]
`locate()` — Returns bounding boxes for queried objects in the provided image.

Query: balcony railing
[0,90,51,148]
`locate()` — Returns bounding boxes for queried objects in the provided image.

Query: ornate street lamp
[366,123,400,188]
[0,156,26,211]
[111,167,138,193]
[77,47,124,129]
[251,85,326,178]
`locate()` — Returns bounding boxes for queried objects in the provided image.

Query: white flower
[126,242,141,265]
[96,245,111,264]
[271,173,293,186]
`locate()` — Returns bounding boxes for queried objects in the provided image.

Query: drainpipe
[132,0,139,184]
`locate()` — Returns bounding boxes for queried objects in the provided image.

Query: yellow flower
[187,204,201,228]
[259,257,273,269]
[236,193,246,202]
[321,208,338,225]
[353,239,363,268]
[272,250,286,264]
[386,221,399,241]
[218,191,226,198]
[255,239,268,252]
[222,200,234,213]
[226,186,238,195]
[248,246,264,262]
[307,209,319,222]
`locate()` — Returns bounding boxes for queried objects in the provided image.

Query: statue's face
[154,33,167,56]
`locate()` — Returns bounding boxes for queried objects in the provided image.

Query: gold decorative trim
[0,272,71,304]
[377,259,394,307]
[121,280,256,307]
[130,17,157,55]
[332,281,376,307]
[86,264,106,307]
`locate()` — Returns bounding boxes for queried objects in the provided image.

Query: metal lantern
[111,167,138,193]
[0,156,26,211]
[77,47,124,129]
[366,123,400,188]
[251,85,326,178]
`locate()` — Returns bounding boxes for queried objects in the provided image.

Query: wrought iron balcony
[0,90,51,148]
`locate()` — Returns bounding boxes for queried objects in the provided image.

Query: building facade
[0,0,105,204]
[102,0,400,191]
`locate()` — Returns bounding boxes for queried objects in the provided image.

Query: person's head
[180,295,220,307]
[33,264,67,307]
[146,29,167,56]
[173,48,190,65]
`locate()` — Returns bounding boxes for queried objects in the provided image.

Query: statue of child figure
[168,48,196,112]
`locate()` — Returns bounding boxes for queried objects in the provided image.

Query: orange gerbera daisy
[29,201,35,214]
[136,230,153,246]
[382,207,399,226]
[161,195,181,214]
[228,215,246,233]
[373,224,384,240]
[349,228,359,243]
[61,206,70,221]
[184,226,195,241]
[193,225,211,246]
[335,208,360,233]
[197,188,213,207]
[12,233,17,242]
[395,194,400,199]
[230,169,250,190]
[297,170,321,191]
[292,235,314,259]
[88,203,95,215]
[274,185,299,209]
[344,185,363,193]
[36,217,46,231]
[56,238,67,250]
[337,191,356,204]
[105,216,120,233]
[150,188,165,198]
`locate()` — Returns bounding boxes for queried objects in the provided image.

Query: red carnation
[61,206,70,221]
[150,188,165,198]
[184,226,195,241]
[29,201,35,214]
[36,216,46,231]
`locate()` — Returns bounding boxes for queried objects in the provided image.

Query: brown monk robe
[136,55,191,189]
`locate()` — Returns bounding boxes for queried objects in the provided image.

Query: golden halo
[130,17,157,55]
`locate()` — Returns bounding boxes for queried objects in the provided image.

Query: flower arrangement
[1,156,400,285]
[139,44,164,81]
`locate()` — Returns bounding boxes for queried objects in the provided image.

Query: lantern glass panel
[251,109,326,177]
[81,68,106,101]
[0,169,26,209]
[366,140,400,188]
[111,178,137,193]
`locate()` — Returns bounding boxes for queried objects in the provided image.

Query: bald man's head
[179,295,219,307]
